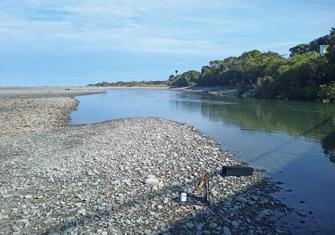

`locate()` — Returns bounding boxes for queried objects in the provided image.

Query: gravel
[0,97,77,135]
[0,96,290,234]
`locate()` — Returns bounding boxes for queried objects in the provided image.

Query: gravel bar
[0,97,290,235]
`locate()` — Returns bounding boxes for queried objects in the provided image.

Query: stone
[232,221,239,229]
[261,209,272,216]
[144,175,160,187]
[207,222,216,229]
[74,203,83,207]
[144,229,152,235]
[186,222,194,228]
[78,209,87,216]
[223,226,232,235]
[197,224,204,231]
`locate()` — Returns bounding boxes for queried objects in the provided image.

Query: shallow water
[71,89,335,234]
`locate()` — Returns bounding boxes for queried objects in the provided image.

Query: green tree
[167,27,335,103]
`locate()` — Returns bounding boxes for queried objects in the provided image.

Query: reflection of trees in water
[177,94,335,164]
[321,131,335,163]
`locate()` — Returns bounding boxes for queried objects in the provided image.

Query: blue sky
[0,0,334,86]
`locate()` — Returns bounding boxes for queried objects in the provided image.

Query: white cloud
[0,0,247,54]
[1,0,280,55]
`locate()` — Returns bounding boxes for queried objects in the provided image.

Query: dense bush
[169,27,335,102]
[168,70,200,87]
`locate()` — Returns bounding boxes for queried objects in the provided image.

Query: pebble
[209,222,217,229]
[232,220,240,229]
[74,203,83,207]
[0,97,290,235]
[223,226,232,235]
[144,176,160,187]
[78,209,87,216]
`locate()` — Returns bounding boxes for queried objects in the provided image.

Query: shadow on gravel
[44,182,191,234]
[44,171,287,235]
[164,180,288,235]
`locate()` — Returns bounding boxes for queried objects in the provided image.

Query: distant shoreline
[0,85,169,97]
[169,86,239,97]
[0,86,103,97]
[0,85,239,99]
[95,85,169,90]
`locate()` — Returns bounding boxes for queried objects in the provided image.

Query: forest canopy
[168,27,335,102]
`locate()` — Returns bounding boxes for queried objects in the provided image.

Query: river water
[71,89,335,234]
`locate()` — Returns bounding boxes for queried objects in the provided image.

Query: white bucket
[180,192,187,202]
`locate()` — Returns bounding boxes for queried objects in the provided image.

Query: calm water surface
[71,89,335,234]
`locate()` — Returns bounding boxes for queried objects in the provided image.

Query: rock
[209,222,217,229]
[144,175,161,188]
[232,221,239,229]
[261,209,272,216]
[144,229,152,235]
[25,195,33,199]
[223,226,232,235]
[197,224,204,231]
[78,209,87,216]
[12,225,21,233]
[186,222,194,228]
[17,219,29,225]
[210,189,218,197]
[44,217,57,225]
[74,203,83,207]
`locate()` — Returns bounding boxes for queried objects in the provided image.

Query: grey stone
[223,226,232,235]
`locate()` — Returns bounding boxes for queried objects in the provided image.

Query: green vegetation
[168,70,200,87]
[168,28,335,103]
[88,80,167,87]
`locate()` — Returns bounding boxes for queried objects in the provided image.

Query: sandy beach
[0,94,290,234]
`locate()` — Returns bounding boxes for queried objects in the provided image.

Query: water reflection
[322,131,335,163]
[174,92,335,164]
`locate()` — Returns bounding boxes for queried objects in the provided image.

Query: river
[71,89,335,234]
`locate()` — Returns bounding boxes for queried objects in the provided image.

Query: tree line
[88,80,167,87]
[168,27,335,103]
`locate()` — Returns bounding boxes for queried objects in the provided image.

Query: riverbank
[0,96,290,234]
[90,86,169,89]
[0,86,169,98]
[0,96,77,135]
[170,86,239,97]
[0,86,105,97]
